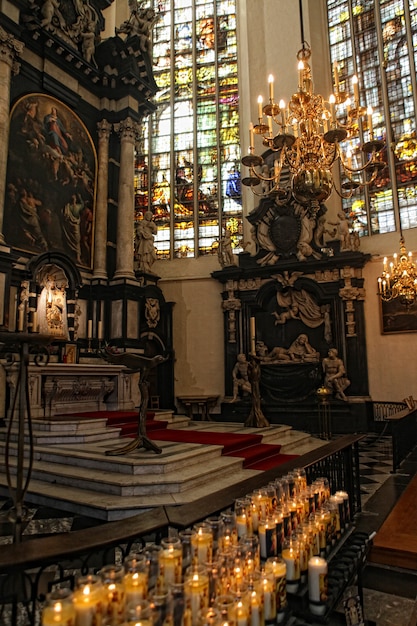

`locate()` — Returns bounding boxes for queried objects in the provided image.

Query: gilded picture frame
[5,93,97,269]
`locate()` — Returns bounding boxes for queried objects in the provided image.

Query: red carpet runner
[68,411,298,471]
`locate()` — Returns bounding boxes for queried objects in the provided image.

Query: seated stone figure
[231,353,252,401]
[322,347,350,400]
[287,333,320,363]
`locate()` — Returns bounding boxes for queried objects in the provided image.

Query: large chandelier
[241,31,385,214]
[377,237,417,307]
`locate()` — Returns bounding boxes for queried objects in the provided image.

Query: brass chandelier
[377,237,417,307]
[241,4,385,214]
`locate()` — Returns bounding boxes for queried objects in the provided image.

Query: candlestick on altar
[250,316,256,354]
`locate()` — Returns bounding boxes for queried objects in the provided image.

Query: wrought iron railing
[369,400,417,472]
[371,400,407,422]
[0,434,363,626]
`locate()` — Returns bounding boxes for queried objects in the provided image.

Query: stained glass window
[327,0,417,237]
[134,0,242,260]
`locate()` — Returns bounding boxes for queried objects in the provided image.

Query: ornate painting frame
[380,297,417,334]
[5,93,97,269]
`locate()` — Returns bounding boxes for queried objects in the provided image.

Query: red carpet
[67,411,298,471]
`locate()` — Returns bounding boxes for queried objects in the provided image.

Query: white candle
[98,321,103,340]
[159,545,182,587]
[87,319,93,339]
[184,569,209,625]
[308,556,328,615]
[235,600,248,626]
[73,585,99,626]
[249,590,262,626]
[191,528,213,565]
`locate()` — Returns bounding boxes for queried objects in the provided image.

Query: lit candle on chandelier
[333,60,340,94]
[329,94,336,123]
[352,75,359,108]
[279,99,286,132]
[268,74,274,102]
[298,60,304,90]
[249,122,254,150]
[257,95,264,121]
[367,105,374,139]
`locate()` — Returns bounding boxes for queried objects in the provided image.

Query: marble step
[3,447,246,496]
[0,460,261,521]
[1,423,122,445]
[0,438,226,476]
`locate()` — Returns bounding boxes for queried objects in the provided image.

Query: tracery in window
[134,0,241,260]
[327,0,417,237]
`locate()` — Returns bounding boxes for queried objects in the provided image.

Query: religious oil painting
[380,297,417,334]
[5,94,97,269]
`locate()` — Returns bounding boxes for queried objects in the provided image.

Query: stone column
[113,117,139,279]
[93,119,112,279]
[0,27,24,244]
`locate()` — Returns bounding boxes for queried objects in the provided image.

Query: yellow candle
[352,75,359,107]
[329,94,336,122]
[191,527,213,565]
[249,122,254,150]
[123,571,148,604]
[257,95,263,121]
[159,543,182,587]
[42,597,76,626]
[268,74,274,101]
[298,60,304,90]
[367,105,373,139]
[333,61,339,93]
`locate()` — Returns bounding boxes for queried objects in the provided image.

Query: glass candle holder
[260,571,276,625]
[281,538,300,594]
[191,524,213,566]
[179,529,193,572]
[264,557,287,622]
[308,556,328,616]
[258,516,276,561]
[100,564,126,626]
[335,490,350,527]
[235,498,253,540]
[124,554,149,605]
[73,574,104,626]
[218,512,238,552]
[159,538,183,590]
[41,588,76,626]
[150,591,170,626]
[184,565,210,626]
[124,599,153,626]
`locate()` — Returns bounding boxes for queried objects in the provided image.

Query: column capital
[97,118,112,140]
[0,27,24,73]
[114,116,141,143]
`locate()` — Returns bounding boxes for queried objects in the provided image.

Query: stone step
[0,461,260,522]
[0,438,225,476]
[1,425,122,445]
[4,448,246,496]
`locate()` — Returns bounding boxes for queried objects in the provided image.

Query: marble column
[0,27,24,244]
[113,117,139,280]
[93,119,112,279]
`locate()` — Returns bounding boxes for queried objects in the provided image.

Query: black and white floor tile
[357,435,393,506]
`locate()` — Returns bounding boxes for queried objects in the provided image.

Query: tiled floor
[1,432,417,625]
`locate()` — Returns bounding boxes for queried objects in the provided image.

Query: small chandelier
[241,4,385,215]
[377,237,417,307]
